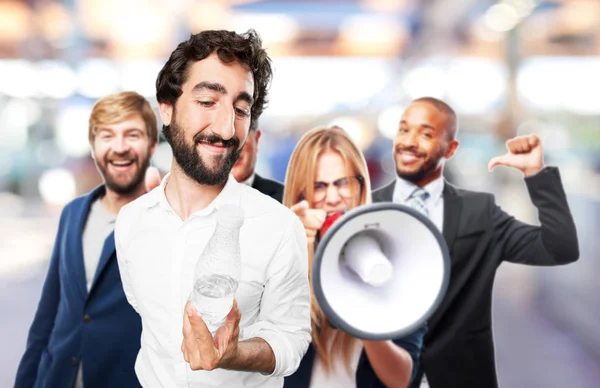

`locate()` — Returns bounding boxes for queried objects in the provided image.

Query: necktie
[406,187,430,217]
[408,187,431,388]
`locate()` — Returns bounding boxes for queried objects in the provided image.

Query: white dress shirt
[392,175,445,232]
[115,173,311,388]
[392,175,444,388]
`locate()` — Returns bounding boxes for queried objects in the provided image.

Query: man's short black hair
[412,96,458,140]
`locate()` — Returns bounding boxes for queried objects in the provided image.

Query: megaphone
[313,202,450,340]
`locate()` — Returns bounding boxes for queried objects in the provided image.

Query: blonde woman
[283,126,426,388]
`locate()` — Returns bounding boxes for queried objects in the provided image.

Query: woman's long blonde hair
[283,125,372,374]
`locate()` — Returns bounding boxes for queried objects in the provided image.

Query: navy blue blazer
[284,324,427,388]
[15,186,142,388]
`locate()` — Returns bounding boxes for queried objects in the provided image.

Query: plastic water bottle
[190,204,244,333]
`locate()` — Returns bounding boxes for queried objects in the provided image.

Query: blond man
[16,91,159,388]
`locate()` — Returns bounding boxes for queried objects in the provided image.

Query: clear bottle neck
[213,223,241,238]
[201,222,242,258]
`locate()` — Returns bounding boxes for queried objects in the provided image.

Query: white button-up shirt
[115,173,311,388]
[392,176,445,232]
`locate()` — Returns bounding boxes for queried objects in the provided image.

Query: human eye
[234,106,250,118]
[422,130,434,139]
[98,131,112,140]
[233,105,250,118]
[334,177,349,187]
[314,182,327,190]
[197,100,215,107]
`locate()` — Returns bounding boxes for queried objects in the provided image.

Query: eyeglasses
[312,176,364,202]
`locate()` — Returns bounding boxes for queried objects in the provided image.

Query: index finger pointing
[290,200,309,217]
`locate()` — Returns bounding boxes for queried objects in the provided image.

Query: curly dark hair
[156,29,272,140]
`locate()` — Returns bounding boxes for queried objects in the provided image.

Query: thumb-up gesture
[290,200,326,244]
[145,166,162,192]
[488,134,544,177]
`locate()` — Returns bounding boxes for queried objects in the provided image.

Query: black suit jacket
[251,173,284,203]
[372,166,579,388]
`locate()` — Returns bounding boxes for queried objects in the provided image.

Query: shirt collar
[393,174,445,204]
[143,172,242,217]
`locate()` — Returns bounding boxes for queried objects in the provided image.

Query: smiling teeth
[111,161,132,166]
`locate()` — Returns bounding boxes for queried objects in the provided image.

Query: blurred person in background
[14,91,159,388]
[115,29,311,388]
[372,97,579,388]
[231,121,284,202]
[284,125,426,388]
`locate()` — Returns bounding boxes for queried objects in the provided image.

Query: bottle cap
[216,204,245,229]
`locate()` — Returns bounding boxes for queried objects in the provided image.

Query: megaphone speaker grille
[313,202,450,340]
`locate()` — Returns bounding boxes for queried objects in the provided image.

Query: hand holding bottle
[190,204,244,333]
[182,299,241,371]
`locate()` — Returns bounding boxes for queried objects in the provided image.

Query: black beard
[396,166,430,183]
[97,153,150,195]
[395,146,445,184]
[167,118,241,186]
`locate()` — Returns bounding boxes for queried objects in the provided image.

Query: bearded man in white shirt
[114,29,311,388]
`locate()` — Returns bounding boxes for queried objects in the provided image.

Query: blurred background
[1,0,599,386]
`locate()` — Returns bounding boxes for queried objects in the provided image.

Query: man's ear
[255,129,262,147]
[445,139,459,160]
[149,142,158,158]
[158,102,173,126]
[89,141,96,161]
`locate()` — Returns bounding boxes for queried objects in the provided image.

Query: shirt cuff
[524,165,551,180]
[241,322,310,378]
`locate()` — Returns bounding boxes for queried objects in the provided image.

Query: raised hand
[181,300,241,371]
[145,166,162,192]
[290,200,327,244]
[488,134,545,177]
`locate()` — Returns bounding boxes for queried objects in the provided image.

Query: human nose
[325,184,342,205]
[398,130,418,148]
[211,104,235,141]
[112,134,130,154]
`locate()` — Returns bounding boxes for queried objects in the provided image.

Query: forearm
[220,338,276,374]
[502,166,579,265]
[227,217,311,376]
[363,340,413,388]
[526,166,579,262]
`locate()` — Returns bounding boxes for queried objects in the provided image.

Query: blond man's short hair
[89,91,158,144]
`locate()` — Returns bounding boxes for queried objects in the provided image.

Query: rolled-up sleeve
[241,215,311,377]
[114,205,139,313]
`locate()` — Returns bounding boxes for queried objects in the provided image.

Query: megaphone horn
[313,202,450,340]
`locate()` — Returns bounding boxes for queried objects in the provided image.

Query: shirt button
[72,356,78,365]
[83,315,91,323]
